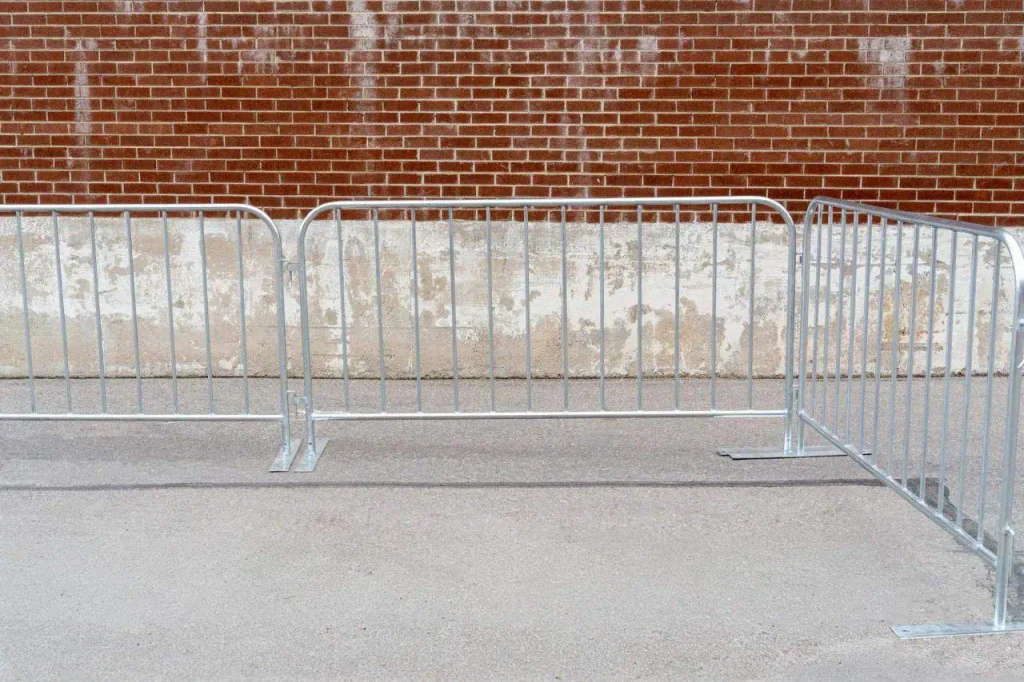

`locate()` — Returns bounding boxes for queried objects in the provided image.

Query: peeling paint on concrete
[0,217,1018,383]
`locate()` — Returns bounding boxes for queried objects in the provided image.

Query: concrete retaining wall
[0,214,1016,379]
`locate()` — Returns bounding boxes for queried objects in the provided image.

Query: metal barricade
[293,196,810,472]
[0,204,300,471]
[795,197,1024,638]
[9,195,1021,639]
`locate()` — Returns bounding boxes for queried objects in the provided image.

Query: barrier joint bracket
[289,390,307,417]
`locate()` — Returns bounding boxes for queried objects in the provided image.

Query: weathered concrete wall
[0,215,287,380]
[300,217,791,379]
[0,214,1017,380]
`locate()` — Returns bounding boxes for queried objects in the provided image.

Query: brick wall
[0,1,1021,224]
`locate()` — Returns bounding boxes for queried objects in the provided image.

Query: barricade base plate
[293,438,329,473]
[717,445,849,460]
[269,438,304,473]
[892,620,1024,639]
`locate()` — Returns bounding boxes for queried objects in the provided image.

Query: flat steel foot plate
[292,438,329,473]
[892,621,1024,639]
[268,438,304,473]
[717,445,851,460]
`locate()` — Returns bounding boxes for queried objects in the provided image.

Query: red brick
[0,2,1019,223]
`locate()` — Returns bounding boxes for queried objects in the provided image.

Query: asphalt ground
[2,378,1024,680]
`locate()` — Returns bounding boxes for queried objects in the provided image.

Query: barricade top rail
[297,194,797,239]
[299,194,792,211]
[0,203,284,243]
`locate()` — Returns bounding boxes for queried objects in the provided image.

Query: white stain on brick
[5,40,16,73]
[638,33,659,75]
[348,0,380,105]
[239,24,281,74]
[858,36,912,89]
[349,0,380,47]
[638,34,658,55]
[197,4,208,64]
[73,40,96,145]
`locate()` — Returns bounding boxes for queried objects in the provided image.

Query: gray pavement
[2,379,1024,679]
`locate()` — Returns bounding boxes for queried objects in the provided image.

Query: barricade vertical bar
[198,212,215,412]
[161,211,179,413]
[710,204,719,410]
[447,208,459,412]
[411,209,422,412]
[524,209,532,411]
[901,225,921,485]
[919,228,939,501]
[89,212,108,413]
[885,224,904,474]
[821,208,834,424]
[834,209,847,432]
[561,205,569,411]
[781,197,796,454]
[845,212,859,441]
[235,212,251,414]
[674,204,681,411]
[720,196,806,460]
[124,212,143,412]
[858,214,873,451]
[937,233,957,513]
[15,212,35,412]
[374,209,387,412]
[748,205,756,409]
[996,527,1018,629]
[871,218,888,456]
[297,209,322,471]
[796,200,815,453]
[808,204,824,423]
[335,210,351,412]
[976,253,1001,540]
[52,213,72,412]
[599,205,606,411]
[955,236,979,527]
[993,266,1024,626]
[268,204,294,471]
[486,207,496,412]
[636,205,644,410]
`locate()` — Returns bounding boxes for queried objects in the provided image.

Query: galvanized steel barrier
[3,195,1023,639]
[795,197,1024,638]
[0,204,300,471]
[293,196,814,472]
